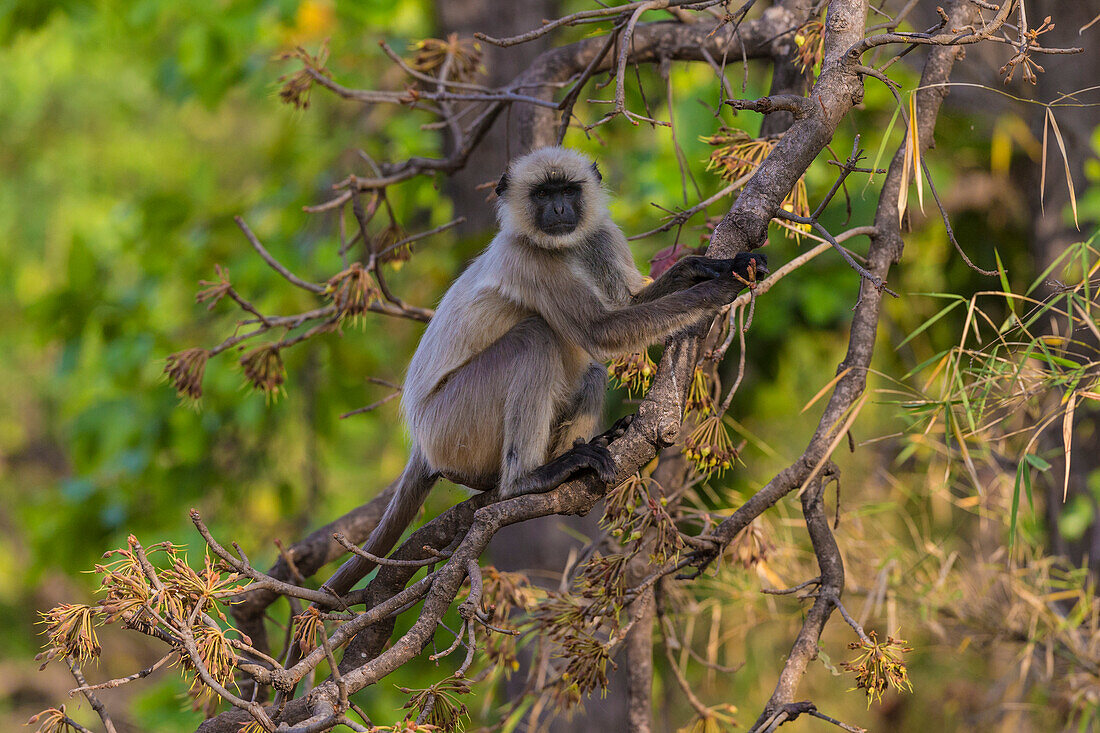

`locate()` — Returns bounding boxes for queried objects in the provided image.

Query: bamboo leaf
[1063,393,1076,501]
[1046,108,1079,229]
[801,367,852,414]
[866,104,901,191]
[1040,107,1049,215]
[897,300,963,349]
[1010,459,1025,555]
[910,92,923,213]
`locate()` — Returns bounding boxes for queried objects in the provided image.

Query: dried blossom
[276,41,330,109]
[399,676,471,732]
[728,521,772,569]
[1000,16,1055,84]
[182,623,238,694]
[478,566,535,671]
[27,706,78,733]
[682,415,738,477]
[292,607,324,655]
[240,345,286,399]
[165,348,209,400]
[602,474,684,563]
[37,603,101,667]
[792,19,825,75]
[841,631,914,706]
[325,262,383,322]
[410,34,484,82]
[161,551,248,619]
[608,350,656,396]
[685,366,715,416]
[703,129,811,240]
[481,566,537,618]
[195,264,232,310]
[558,634,613,700]
[577,553,629,604]
[376,223,412,269]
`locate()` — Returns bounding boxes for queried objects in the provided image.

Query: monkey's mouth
[542,222,578,236]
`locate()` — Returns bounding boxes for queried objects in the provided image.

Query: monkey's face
[495,147,608,249]
[530,178,584,237]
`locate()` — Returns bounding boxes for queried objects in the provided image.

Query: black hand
[731,252,768,281]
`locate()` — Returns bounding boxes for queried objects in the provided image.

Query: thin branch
[234,217,323,294]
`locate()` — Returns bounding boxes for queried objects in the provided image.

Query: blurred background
[3,1,1100,731]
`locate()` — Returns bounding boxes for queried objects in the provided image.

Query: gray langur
[322,146,766,596]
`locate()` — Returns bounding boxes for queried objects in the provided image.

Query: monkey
[321,146,766,598]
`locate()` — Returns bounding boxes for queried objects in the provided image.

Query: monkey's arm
[536,253,766,358]
[631,253,763,304]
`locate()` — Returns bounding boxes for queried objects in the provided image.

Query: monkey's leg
[549,362,606,455]
[496,319,570,498]
[504,354,622,498]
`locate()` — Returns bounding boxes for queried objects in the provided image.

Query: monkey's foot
[594,413,633,446]
[508,439,618,497]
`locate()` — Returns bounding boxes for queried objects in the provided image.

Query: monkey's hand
[702,252,768,302]
[729,251,768,283]
[677,253,768,282]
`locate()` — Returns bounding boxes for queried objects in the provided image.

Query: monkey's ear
[494,172,510,197]
[590,162,602,182]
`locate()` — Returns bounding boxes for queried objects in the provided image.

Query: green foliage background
[3,1,1096,731]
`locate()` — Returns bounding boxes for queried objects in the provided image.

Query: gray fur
[323,147,756,596]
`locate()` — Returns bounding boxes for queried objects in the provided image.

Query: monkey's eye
[535,189,548,199]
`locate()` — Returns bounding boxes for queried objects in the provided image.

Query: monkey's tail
[320,448,438,597]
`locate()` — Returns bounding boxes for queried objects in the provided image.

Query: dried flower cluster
[276,41,331,109]
[685,366,715,416]
[682,414,737,476]
[841,631,914,706]
[164,347,209,400]
[195,264,233,311]
[240,344,286,398]
[409,34,484,82]
[792,19,825,75]
[399,675,472,732]
[37,603,100,667]
[703,129,810,239]
[1000,16,1055,84]
[325,262,383,322]
[602,474,684,563]
[376,222,412,268]
[292,606,325,655]
[608,349,656,396]
[478,566,538,670]
[523,588,621,710]
[727,521,772,570]
[36,537,251,719]
[27,706,77,733]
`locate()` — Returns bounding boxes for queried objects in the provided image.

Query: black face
[531,179,584,236]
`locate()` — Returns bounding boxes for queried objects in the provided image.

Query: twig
[234,217,323,294]
[69,653,173,696]
[919,156,998,276]
[67,660,119,733]
[332,533,446,567]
